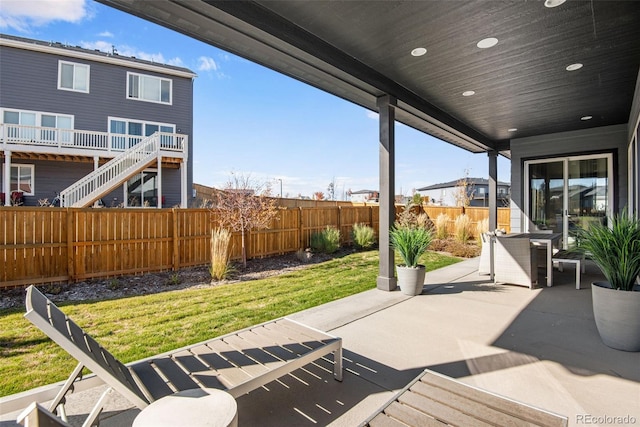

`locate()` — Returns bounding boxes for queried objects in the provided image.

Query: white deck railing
[0,123,186,154]
[60,133,161,207]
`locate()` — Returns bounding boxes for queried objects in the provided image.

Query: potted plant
[577,211,640,351]
[389,224,433,295]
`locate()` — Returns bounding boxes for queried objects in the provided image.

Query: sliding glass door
[525,154,612,248]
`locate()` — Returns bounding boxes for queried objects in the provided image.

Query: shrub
[311,226,341,253]
[434,213,450,239]
[416,213,433,230]
[446,240,481,258]
[210,228,233,281]
[352,223,376,250]
[476,218,489,245]
[454,214,472,243]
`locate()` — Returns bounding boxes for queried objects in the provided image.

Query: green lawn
[0,250,461,397]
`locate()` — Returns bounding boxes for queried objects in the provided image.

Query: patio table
[490,232,562,287]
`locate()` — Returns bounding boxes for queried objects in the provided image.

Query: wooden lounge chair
[360,369,568,427]
[23,285,343,426]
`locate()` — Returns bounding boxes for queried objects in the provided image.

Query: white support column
[157,157,163,209]
[376,95,397,292]
[3,151,11,206]
[122,182,127,208]
[181,159,188,208]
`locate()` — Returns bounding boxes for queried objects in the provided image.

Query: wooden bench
[24,285,342,427]
[360,369,568,427]
[552,250,585,289]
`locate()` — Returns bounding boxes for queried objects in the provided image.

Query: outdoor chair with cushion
[478,231,493,275]
[22,286,343,427]
[360,368,568,427]
[494,236,539,288]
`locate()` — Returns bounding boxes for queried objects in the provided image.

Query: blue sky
[1,0,511,199]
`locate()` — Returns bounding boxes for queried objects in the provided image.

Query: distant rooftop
[0,33,196,78]
[417,178,510,191]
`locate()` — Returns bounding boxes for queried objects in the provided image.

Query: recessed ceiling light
[462,91,476,97]
[508,128,518,132]
[544,0,566,8]
[476,38,498,49]
[566,63,583,71]
[411,47,427,57]
[581,115,593,121]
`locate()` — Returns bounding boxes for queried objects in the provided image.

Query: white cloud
[366,111,379,120]
[198,56,218,72]
[0,0,88,31]
[98,30,113,37]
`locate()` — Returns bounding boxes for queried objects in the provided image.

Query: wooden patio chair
[494,236,539,288]
[360,369,568,427]
[23,285,343,427]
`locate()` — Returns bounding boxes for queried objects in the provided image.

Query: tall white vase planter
[396,265,426,296]
[591,282,640,352]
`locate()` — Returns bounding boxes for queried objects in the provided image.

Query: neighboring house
[0,34,195,207]
[348,189,379,203]
[417,178,510,207]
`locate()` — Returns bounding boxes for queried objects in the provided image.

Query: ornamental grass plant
[435,213,450,239]
[210,228,233,281]
[310,226,341,254]
[577,211,640,291]
[352,223,376,250]
[454,214,472,244]
[389,225,433,267]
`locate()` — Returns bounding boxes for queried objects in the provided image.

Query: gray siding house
[0,34,195,208]
[417,178,510,207]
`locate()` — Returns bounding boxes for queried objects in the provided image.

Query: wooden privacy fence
[0,205,505,289]
[0,206,379,288]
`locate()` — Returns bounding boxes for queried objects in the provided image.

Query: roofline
[417,178,510,191]
[0,34,197,79]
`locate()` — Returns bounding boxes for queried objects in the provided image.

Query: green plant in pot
[577,210,640,351]
[389,224,433,295]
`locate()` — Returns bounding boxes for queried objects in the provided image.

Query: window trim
[58,60,90,93]
[126,72,172,105]
[3,164,35,196]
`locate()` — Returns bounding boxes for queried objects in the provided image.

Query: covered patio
[2,259,638,426]
[94,0,640,290]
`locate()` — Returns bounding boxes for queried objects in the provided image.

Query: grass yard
[0,250,460,397]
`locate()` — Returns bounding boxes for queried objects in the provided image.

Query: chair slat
[152,358,200,392]
[130,362,174,400]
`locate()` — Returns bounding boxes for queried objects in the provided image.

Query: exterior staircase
[60,133,161,207]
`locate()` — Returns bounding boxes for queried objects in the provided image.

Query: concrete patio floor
[1,258,638,426]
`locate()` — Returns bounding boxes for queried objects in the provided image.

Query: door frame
[524,152,613,248]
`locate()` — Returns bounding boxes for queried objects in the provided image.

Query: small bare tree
[453,169,475,207]
[212,174,279,268]
[313,191,325,201]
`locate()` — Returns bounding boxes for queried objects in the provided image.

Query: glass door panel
[529,161,564,233]
[567,157,609,247]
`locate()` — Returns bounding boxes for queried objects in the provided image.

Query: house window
[108,117,175,150]
[1,108,73,142]
[127,170,158,207]
[4,164,35,196]
[127,72,172,104]
[58,61,89,93]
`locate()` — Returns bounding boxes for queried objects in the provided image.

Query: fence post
[298,207,303,249]
[172,208,179,271]
[337,206,342,244]
[66,208,75,282]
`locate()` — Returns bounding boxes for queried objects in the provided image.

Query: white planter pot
[396,265,426,296]
[591,282,640,352]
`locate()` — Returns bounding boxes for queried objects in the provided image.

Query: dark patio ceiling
[97,0,640,155]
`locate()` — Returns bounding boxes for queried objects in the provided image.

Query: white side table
[133,388,238,427]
